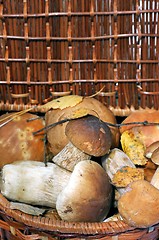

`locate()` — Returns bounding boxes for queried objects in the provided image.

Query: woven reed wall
[0,0,159,116]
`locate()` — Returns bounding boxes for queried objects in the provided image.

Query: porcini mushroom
[56,160,113,222]
[145,141,159,159]
[52,115,112,171]
[102,148,144,194]
[120,110,159,166]
[46,96,119,156]
[102,148,136,180]
[118,180,159,228]
[0,113,45,168]
[150,146,159,165]
[0,161,71,208]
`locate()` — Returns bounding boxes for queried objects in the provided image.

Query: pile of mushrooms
[102,109,159,228]
[0,97,116,222]
[52,115,114,221]
[3,98,159,228]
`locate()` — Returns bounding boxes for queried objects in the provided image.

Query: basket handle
[11,93,30,98]
[43,91,71,103]
[51,91,71,97]
[137,86,159,95]
[96,91,116,97]
[11,93,39,104]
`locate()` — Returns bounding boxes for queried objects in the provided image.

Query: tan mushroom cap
[65,115,112,157]
[56,160,113,222]
[0,113,45,168]
[119,109,159,134]
[118,180,159,228]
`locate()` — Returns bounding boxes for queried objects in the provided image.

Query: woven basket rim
[1,190,159,240]
[0,192,137,236]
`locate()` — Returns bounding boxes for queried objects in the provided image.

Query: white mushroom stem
[102,148,136,195]
[52,141,91,171]
[0,161,71,208]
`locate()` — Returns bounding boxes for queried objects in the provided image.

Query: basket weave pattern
[1,0,159,239]
[0,192,159,240]
[0,0,159,116]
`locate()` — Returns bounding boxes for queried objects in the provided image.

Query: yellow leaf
[66,108,92,119]
[41,95,83,111]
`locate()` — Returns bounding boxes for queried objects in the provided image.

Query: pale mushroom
[52,115,112,171]
[56,160,113,222]
[145,141,159,159]
[101,148,137,194]
[151,146,159,165]
[0,160,71,208]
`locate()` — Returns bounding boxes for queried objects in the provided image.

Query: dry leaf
[40,95,83,111]
[64,108,94,119]
[0,95,84,128]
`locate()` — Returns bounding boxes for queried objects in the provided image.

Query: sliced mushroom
[120,110,159,166]
[52,115,112,171]
[56,160,113,222]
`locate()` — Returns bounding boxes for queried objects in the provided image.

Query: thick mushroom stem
[52,141,91,171]
[1,161,71,208]
[102,148,137,195]
[53,115,112,172]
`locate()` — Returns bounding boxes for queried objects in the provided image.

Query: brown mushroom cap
[65,115,112,157]
[56,160,113,222]
[118,180,159,228]
[0,113,45,168]
[46,97,120,156]
[120,109,159,134]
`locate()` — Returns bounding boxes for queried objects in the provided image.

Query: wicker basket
[1,0,159,239]
[0,194,159,240]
